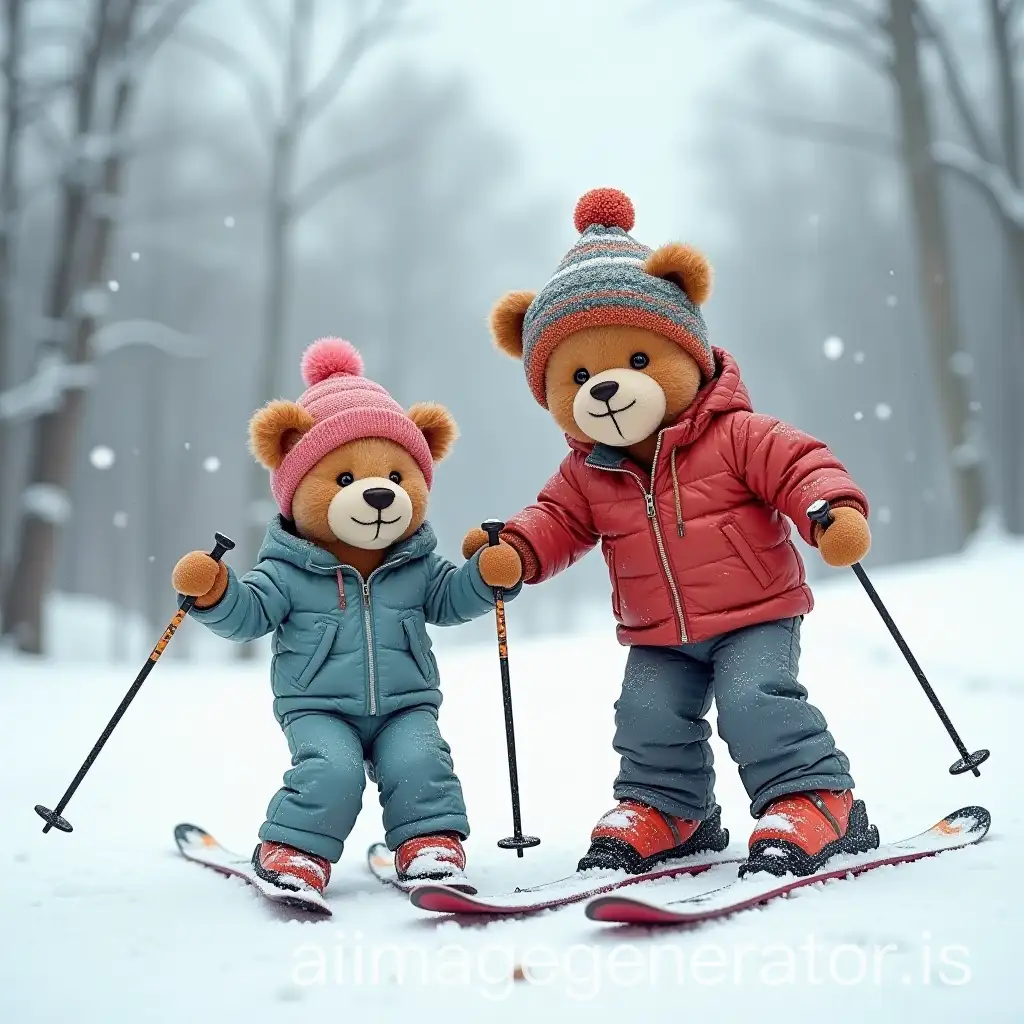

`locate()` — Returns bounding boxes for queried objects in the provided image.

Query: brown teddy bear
[173,338,521,900]
[464,188,879,879]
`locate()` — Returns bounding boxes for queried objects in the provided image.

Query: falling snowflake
[131,252,141,262]
[854,411,864,421]
[148,555,156,563]
[112,511,128,528]
[89,445,116,470]
[886,294,898,307]
[184,442,191,450]
[823,336,844,360]
[203,456,221,473]
[808,213,820,227]
[949,352,974,377]
[223,216,235,228]
[854,351,866,364]
[969,401,982,412]
[877,506,892,524]
[888,269,895,276]
[108,280,119,292]
[875,403,892,421]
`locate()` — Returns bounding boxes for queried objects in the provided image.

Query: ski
[366,841,477,895]
[174,823,332,916]
[585,805,991,926]
[407,850,743,917]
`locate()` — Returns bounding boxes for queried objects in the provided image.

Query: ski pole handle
[807,498,835,532]
[481,518,505,550]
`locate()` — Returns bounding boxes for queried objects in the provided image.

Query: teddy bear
[172,338,522,899]
[463,188,880,879]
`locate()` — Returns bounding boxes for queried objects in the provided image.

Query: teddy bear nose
[590,380,620,403]
[362,487,396,511]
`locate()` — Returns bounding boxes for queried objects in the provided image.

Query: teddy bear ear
[644,243,713,305]
[489,290,536,359]
[248,400,316,470]
[408,402,459,463]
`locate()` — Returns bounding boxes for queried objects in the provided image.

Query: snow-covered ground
[2,532,1020,1022]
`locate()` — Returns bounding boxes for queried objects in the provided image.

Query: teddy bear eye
[337,472,354,487]
[630,352,650,370]
[573,368,591,385]
[388,471,402,485]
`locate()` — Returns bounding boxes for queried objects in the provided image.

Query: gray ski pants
[612,617,853,819]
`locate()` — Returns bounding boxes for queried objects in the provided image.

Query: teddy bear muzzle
[572,367,667,447]
[327,476,414,550]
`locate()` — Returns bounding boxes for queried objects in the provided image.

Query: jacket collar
[259,516,438,576]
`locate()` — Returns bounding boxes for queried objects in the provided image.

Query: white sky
[402,0,771,243]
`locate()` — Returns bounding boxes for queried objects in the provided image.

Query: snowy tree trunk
[988,0,1023,534]
[238,0,312,660]
[0,0,24,591]
[0,0,140,653]
[885,0,985,546]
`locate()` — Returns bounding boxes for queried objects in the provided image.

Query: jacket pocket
[293,618,338,691]
[721,520,773,589]
[402,615,438,684]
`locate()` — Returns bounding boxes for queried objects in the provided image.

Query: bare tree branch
[932,140,1024,229]
[722,101,898,156]
[291,141,409,216]
[727,0,892,69]
[297,0,407,127]
[130,0,199,61]
[248,0,283,54]
[818,0,886,34]
[172,25,276,139]
[987,0,1021,184]
[914,1,997,163]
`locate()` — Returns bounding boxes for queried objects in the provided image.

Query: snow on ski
[407,850,743,916]
[585,805,991,926]
[366,842,477,895]
[174,823,332,916]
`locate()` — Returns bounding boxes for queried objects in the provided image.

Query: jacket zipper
[357,558,402,716]
[594,433,688,643]
[338,559,398,717]
[361,580,376,715]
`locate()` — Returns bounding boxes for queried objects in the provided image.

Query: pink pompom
[301,337,364,386]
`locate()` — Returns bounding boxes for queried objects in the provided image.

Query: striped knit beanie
[522,188,714,408]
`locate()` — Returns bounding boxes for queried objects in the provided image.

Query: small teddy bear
[464,188,880,879]
[172,338,522,899]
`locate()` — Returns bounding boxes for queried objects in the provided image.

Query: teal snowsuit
[190,517,520,861]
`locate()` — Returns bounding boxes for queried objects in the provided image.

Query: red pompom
[301,337,364,386]
[573,188,635,233]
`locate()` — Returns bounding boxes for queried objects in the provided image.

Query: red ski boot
[395,833,467,883]
[577,801,730,874]
[742,790,880,877]
[251,840,331,896]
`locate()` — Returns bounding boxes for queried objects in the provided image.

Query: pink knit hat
[270,337,434,519]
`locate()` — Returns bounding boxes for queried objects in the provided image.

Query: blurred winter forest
[0,0,1020,658]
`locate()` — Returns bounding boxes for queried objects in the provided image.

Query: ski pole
[35,532,235,834]
[807,500,989,777]
[481,519,540,857]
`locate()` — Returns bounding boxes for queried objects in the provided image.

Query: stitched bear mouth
[351,514,403,540]
[588,400,637,439]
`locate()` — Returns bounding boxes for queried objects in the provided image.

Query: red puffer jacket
[503,350,868,646]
